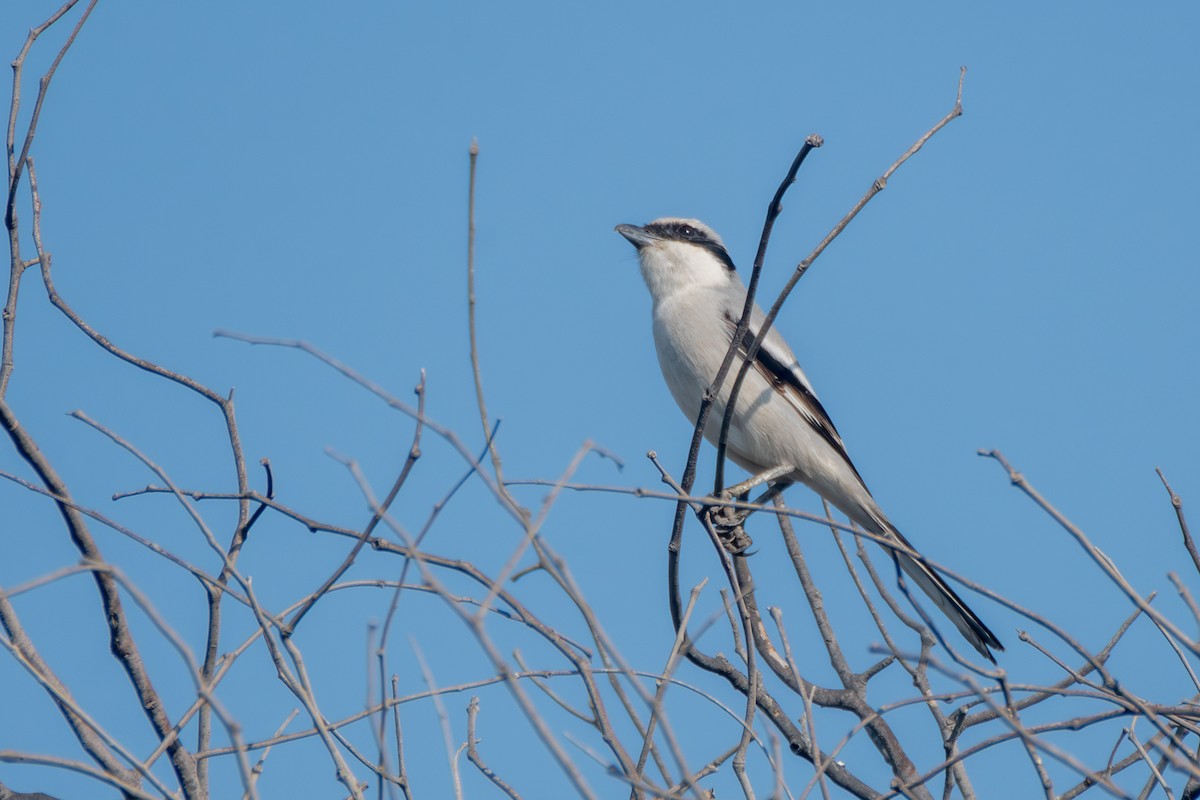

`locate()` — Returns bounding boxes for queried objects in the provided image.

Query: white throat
[638,240,735,305]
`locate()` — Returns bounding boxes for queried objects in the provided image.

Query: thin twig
[465,138,508,488]
[1128,726,1175,800]
[391,676,413,800]
[982,449,1200,657]
[241,709,299,800]
[214,330,524,525]
[712,135,824,492]
[5,0,98,230]
[0,599,167,795]
[714,70,965,495]
[411,640,459,800]
[633,579,707,791]
[0,751,158,800]
[284,372,427,637]
[339,462,602,799]
[466,697,523,800]
[1158,469,1199,578]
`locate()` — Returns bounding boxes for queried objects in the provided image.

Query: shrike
[616,217,1002,662]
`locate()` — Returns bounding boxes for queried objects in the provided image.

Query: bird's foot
[704,471,796,554]
[706,497,754,554]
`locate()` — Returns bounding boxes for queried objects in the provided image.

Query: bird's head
[615,218,737,301]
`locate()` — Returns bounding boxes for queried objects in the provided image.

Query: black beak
[614,223,657,249]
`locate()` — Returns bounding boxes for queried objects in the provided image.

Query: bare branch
[465,137,511,491]
[0,751,157,800]
[0,398,202,796]
[1158,469,1199,578]
[284,372,427,637]
[466,697,523,800]
[981,449,1200,657]
[241,709,299,800]
[714,70,966,496]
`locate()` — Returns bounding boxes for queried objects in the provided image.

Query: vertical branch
[666,132,822,576]
[633,579,707,792]
[1157,469,1199,578]
[413,641,463,800]
[366,623,386,800]
[999,680,1055,798]
[391,676,413,800]
[715,69,966,497]
[5,0,98,228]
[198,446,260,793]
[712,135,823,493]
[466,138,508,486]
[4,0,97,397]
[661,136,822,790]
[466,697,523,800]
[240,709,299,800]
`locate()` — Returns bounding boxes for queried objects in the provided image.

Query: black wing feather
[725,314,868,488]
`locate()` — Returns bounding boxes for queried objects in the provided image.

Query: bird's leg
[725,464,795,498]
[707,466,794,554]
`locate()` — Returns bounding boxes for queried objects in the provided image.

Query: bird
[615,217,1002,662]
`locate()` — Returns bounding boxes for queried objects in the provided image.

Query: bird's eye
[679,224,697,237]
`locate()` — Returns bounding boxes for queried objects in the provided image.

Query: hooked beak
[615,223,659,249]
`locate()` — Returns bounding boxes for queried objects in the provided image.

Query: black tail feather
[882,525,1002,662]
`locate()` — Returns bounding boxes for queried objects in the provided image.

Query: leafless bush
[3,5,1199,800]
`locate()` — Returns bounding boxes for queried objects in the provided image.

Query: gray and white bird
[616,217,1002,662]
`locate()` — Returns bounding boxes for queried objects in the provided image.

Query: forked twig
[467,696,523,800]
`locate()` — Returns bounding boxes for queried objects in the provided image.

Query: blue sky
[2,2,1198,798]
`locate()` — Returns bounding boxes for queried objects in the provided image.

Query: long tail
[886,526,1002,662]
